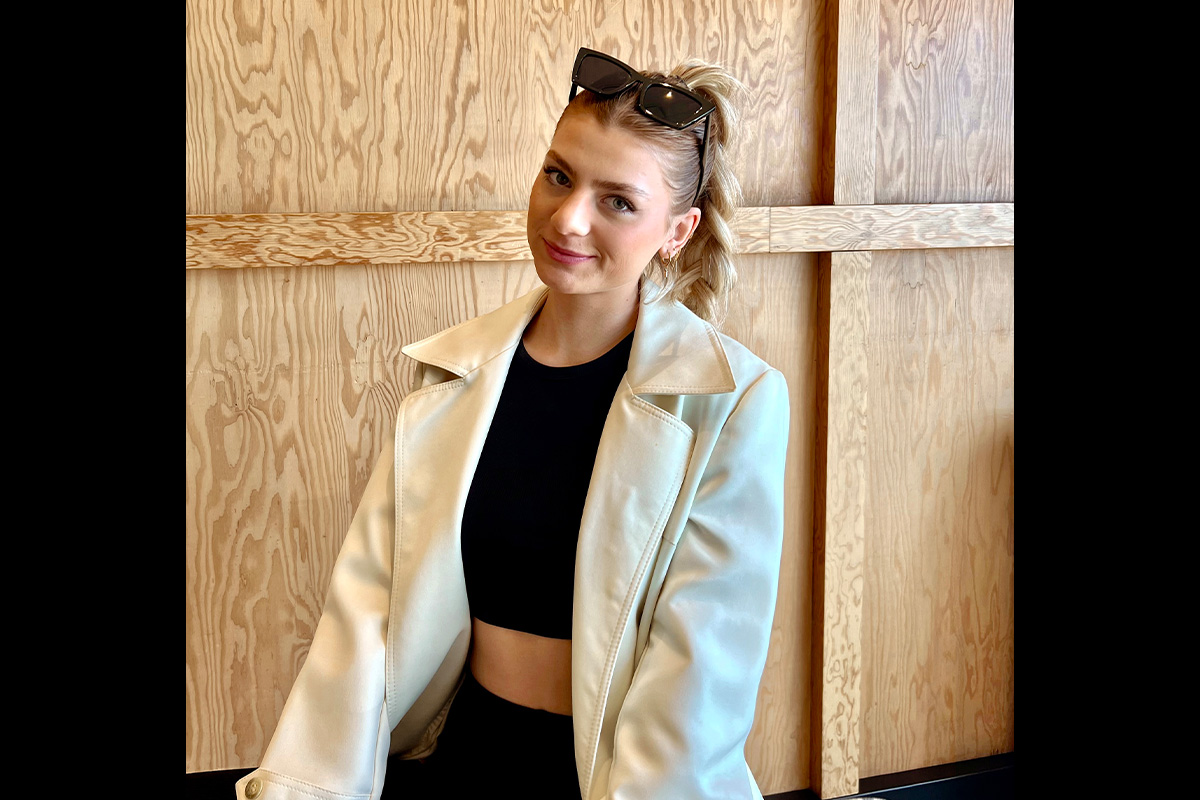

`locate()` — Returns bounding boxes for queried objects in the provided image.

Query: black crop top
[460,330,634,640]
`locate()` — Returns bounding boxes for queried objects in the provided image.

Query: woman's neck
[522,285,639,367]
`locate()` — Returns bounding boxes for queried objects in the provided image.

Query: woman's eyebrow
[546,150,651,199]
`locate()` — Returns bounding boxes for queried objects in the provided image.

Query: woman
[236,47,789,800]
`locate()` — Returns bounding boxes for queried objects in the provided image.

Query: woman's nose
[551,190,591,236]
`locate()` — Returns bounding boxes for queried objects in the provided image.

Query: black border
[185,753,1013,799]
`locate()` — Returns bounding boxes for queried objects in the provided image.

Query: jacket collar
[401,281,737,396]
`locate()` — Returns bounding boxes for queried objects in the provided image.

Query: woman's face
[526,111,697,303]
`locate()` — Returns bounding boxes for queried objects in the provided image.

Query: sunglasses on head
[570,47,714,206]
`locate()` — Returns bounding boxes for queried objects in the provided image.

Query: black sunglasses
[569,47,714,205]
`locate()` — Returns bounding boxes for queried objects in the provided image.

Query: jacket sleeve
[235,436,398,800]
[605,368,790,799]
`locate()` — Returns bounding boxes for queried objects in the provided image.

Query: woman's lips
[543,239,593,265]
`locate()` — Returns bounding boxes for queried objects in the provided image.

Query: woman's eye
[610,197,634,213]
[544,167,569,186]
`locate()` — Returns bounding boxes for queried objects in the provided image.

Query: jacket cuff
[235,769,372,800]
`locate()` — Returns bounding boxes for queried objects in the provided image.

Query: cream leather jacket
[236,283,789,800]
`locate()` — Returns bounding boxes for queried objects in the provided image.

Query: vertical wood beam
[813,0,877,796]
[812,249,870,798]
[832,0,878,207]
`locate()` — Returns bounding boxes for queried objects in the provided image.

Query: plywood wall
[858,0,1015,779]
[186,0,1015,796]
[859,247,1014,777]
[729,252,819,792]
[875,0,1014,204]
[186,1,827,795]
[806,0,1013,793]
[185,0,827,214]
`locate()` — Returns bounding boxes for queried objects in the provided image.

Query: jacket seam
[634,383,733,395]
[627,390,693,436]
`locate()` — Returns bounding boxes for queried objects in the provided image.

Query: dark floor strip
[187,752,1014,799]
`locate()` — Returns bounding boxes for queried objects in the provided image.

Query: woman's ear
[664,207,702,256]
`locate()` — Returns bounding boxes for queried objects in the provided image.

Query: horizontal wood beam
[185,203,1013,270]
[185,211,532,269]
[771,203,1012,253]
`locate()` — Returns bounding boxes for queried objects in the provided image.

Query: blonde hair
[559,57,745,325]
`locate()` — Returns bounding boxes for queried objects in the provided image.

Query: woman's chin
[533,259,590,295]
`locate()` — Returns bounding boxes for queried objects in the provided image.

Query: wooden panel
[833,0,880,206]
[858,0,1015,780]
[184,0,826,215]
[726,253,819,794]
[875,0,1014,203]
[859,247,1014,776]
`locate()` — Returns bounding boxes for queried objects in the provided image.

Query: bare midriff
[469,617,573,716]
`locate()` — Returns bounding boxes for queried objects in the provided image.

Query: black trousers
[381,667,582,799]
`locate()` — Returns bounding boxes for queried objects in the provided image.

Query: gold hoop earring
[662,248,680,274]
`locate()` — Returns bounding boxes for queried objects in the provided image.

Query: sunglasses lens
[578,55,634,93]
[642,84,705,126]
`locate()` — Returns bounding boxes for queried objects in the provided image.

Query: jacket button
[245,777,263,798]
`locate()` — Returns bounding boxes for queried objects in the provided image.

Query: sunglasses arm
[691,116,711,208]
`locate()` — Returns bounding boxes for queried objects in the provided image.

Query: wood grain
[812,250,870,798]
[809,251,831,794]
[185,261,543,771]
[185,0,1016,791]
[186,1,828,787]
[186,212,534,268]
[736,206,772,254]
[184,255,816,792]
[875,0,1014,203]
[184,0,825,215]
[726,253,819,794]
[859,247,1014,777]
[185,207,771,270]
[813,0,878,793]
[184,203,1009,270]
[833,0,880,206]
[770,203,1011,252]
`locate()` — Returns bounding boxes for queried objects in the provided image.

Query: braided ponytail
[649,59,745,326]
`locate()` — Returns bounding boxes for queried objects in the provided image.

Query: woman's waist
[469,617,573,716]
